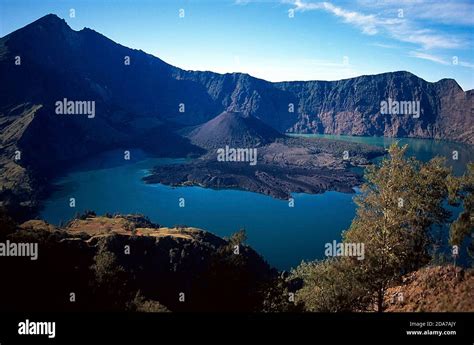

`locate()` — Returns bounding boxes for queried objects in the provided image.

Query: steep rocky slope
[385,265,474,312]
[174,71,473,144]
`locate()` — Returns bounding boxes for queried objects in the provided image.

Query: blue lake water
[293,134,472,176]
[40,135,473,270]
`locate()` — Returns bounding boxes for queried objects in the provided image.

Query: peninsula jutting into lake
[143,111,385,199]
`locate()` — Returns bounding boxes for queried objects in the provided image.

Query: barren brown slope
[385,265,474,312]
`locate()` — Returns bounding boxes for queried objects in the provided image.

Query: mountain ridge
[1,14,472,142]
[0,14,472,217]
[10,14,466,91]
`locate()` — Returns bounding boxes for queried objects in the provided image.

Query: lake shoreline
[36,136,473,270]
[143,136,385,200]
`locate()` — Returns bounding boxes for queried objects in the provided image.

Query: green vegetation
[228,228,248,246]
[0,215,277,312]
[448,163,474,258]
[289,258,370,312]
[291,143,462,312]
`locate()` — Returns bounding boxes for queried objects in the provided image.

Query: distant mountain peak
[1,13,72,40]
[39,13,62,21]
[219,110,246,118]
[186,111,284,149]
[30,13,70,29]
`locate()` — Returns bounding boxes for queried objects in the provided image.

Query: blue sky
[1,0,473,90]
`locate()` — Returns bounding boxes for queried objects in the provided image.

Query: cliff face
[279,75,471,140]
[176,70,473,143]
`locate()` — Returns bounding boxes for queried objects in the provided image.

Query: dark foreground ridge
[0,211,285,312]
[0,210,472,313]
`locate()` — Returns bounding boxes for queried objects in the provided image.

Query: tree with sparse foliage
[292,144,453,312]
[448,163,474,259]
[344,144,451,311]
[90,239,130,309]
[228,228,248,246]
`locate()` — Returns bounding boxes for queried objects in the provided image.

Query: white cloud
[407,51,474,69]
[370,42,399,49]
[408,51,450,65]
[293,0,390,35]
[392,28,462,50]
[357,0,474,26]
[289,0,467,50]
[459,61,474,69]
